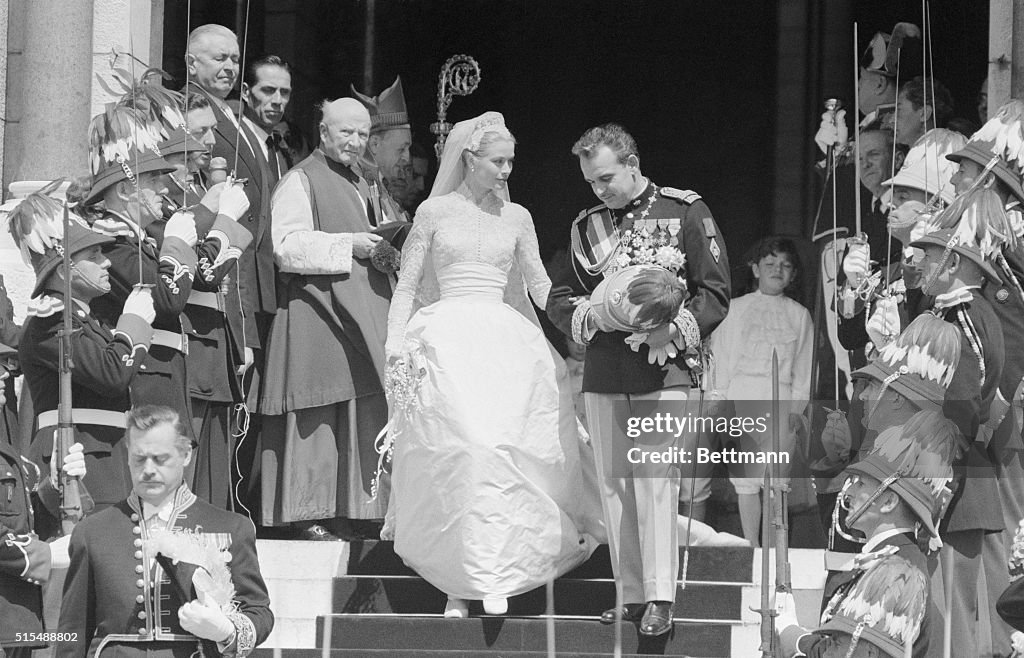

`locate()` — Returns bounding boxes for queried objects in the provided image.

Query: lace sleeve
[385,205,436,357]
[513,206,551,309]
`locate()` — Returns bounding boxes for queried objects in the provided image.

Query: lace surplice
[385,190,551,356]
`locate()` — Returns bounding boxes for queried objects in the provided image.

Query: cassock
[260,149,392,524]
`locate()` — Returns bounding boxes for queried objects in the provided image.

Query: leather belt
[151,329,187,353]
[187,290,223,312]
[824,549,856,572]
[37,408,126,429]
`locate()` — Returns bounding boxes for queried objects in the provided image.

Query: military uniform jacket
[90,211,197,436]
[547,182,730,393]
[797,532,933,658]
[0,439,50,649]
[186,83,276,348]
[57,485,273,658]
[158,191,253,403]
[19,295,147,511]
[933,289,1005,533]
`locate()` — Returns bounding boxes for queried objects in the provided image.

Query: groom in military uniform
[547,123,730,636]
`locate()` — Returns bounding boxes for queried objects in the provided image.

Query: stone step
[313,616,730,656]
[333,575,743,621]
[345,541,754,583]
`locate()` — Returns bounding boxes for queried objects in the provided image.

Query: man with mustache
[259,98,391,541]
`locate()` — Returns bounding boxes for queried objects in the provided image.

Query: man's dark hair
[126,405,192,454]
[900,76,955,128]
[184,92,211,113]
[571,123,639,164]
[245,55,291,88]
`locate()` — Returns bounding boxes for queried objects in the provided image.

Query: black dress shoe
[300,524,342,541]
[639,600,674,636]
[600,603,646,624]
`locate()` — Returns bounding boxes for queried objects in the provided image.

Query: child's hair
[746,236,802,294]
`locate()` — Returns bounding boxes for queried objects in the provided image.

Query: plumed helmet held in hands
[590,265,686,333]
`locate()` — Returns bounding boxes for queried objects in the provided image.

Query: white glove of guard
[50,442,87,484]
[48,535,72,570]
[178,600,234,642]
[164,210,198,248]
[123,287,156,325]
[866,296,901,348]
[814,109,848,155]
[198,182,226,215]
[821,409,852,465]
[842,241,871,286]
[217,184,250,222]
[773,590,800,631]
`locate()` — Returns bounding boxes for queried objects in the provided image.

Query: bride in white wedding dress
[382,112,598,617]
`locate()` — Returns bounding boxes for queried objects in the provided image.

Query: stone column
[8,0,94,181]
[92,0,159,119]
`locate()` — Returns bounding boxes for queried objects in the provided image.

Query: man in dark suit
[57,405,273,657]
[241,55,292,188]
[184,24,275,372]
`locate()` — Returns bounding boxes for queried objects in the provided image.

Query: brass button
[136,594,145,604]
[132,526,142,535]
[135,565,144,574]
[136,579,145,588]
[134,539,143,548]
[131,513,141,522]
[134,550,144,559]
[138,611,147,620]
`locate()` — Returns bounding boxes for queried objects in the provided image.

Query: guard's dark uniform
[19,295,151,514]
[0,437,51,652]
[160,187,253,509]
[57,484,273,657]
[90,210,198,440]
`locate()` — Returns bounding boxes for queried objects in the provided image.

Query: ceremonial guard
[57,405,273,657]
[911,225,1005,657]
[84,106,200,440]
[157,128,254,509]
[352,76,413,223]
[547,123,730,635]
[13,187,156,514]
[0,341,86,657]
[777,554,930,658]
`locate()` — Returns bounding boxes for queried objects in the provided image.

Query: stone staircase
[255,539,828,657]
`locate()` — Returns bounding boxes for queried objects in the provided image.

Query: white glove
[198,182,226,214]
[178,600,234,642]
[61,442,86,479]
[842,241,871,286]
[814,109,848,155]
[866,296,901,347]
[237,347,254,376]
[821,409,852,465]
[217,184,250,222]
[626,332,679,365]
[773,590,800,631]
[48,535,72,570]
[164,210,198,248]
[123,287,156,325]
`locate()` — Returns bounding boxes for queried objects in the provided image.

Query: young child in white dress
[708,237,813,544]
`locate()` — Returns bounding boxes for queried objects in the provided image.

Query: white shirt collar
[863,526,914,554]
[143,494,177,525]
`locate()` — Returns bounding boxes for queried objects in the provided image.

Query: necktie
[266,133,283,182]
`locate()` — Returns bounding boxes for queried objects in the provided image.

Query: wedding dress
[383,186,597,600]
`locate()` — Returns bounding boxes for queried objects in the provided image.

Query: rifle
[771,349,792,612]
[56,201,86,535]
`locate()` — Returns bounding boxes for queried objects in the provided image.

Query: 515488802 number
[14,633,78,643]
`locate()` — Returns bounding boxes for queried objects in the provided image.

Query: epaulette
[26,295,64,318]
[573,203,607,225]
[660,187,701,205]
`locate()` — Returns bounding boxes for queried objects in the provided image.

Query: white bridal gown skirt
[389,263,595,599]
